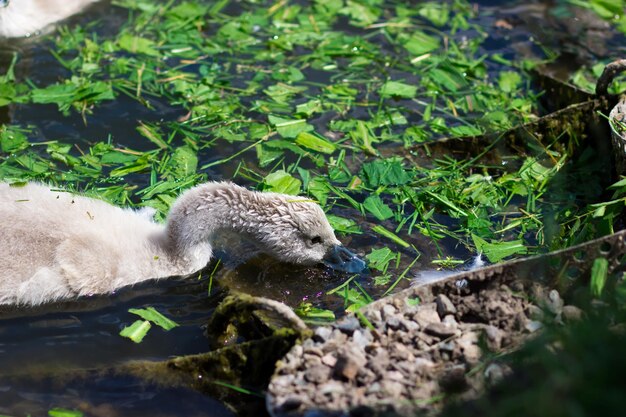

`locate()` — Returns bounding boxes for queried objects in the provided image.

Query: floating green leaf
[365,247,398,273]
[264,170,302,195]
[363,194,394,220]
[360,159,412,187]
[472,234,527,263]
[118,33,160,56]
[327,214,362,234]
[119,320,152,343]
[295,131,337,154]
[402,31,440,56]
[268,115,313,138]
[380,81,417,99]
[129,307,179,331]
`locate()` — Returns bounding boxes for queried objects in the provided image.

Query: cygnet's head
[167,182,366,273]
[249,195,365,273]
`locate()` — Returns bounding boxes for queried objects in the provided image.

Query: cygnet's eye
[311,236,323,245]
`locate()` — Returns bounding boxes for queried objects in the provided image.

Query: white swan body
[0,0,99,38]
[0,181,364,305]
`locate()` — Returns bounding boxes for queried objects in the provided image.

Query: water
[0,0,624,415]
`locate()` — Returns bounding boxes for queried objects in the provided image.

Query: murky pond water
[1,0,625,415]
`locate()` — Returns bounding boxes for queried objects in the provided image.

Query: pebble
[562,305,583,322]
[484,363,507,385]
[413,305,441,327]
[547,289,564,315]
[334,346,367,380]
[402,318,420,332]
[527,304,544,321]
[321,354,337,367]
[424,322,459,339]
[443,314,458,326]
[278,396,304,411]
[336,316,361,335]
[352,329,373,350]
[525,320,543,333]
[386,316,402,330]
[382,304,398,319]
[381,380,404,398]
[304,365,331,384]
[436,294,457,317]
[484,325,503,350]
[314,326,332,342]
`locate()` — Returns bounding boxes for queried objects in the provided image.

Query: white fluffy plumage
[0,0,99,38]
[0,182,342,305]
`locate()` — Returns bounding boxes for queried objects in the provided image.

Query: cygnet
[0,181,365,305]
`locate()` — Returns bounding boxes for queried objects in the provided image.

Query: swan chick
[0,181,365,305]
[0,0,99,38]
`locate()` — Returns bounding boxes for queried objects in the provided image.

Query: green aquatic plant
[0,0,621,311]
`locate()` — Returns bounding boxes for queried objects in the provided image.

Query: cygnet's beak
[323,245,366,273]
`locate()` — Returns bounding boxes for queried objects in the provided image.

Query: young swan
[0,0,100,38]
[0,182,365,305]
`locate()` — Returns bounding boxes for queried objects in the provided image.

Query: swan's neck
[164,183,266,260]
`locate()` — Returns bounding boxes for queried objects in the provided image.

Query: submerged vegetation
[0,0,625,314]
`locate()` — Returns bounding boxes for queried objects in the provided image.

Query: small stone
[439,341,455,352]
[356,367,377,385]
[436,294,457,317]
[413,305,441,328]
[366,382,382,395]
[390,343,411,361]
[442,315,458,327]
[527,304,545,321]
[278,396,304,412]
[367,310,383,325]
[334,345,367,380]
[458,333,481,363]
[321,353,337,367]
[336,316,361,334]
[547,289,564,315]
[314,326,332,342]
[424,322,458,339]
[329,329,348,345]
[525,320,543,333]
[382,304,398,319]
[381,380,404,398]
[291,344,303,358]
[386,316,401,330]
[304,364,331,384]
[318,381,344,396]
[303,354,322,366]
[369,349,389,376]
[484,363,507,385]
[562,305,584,322]
[302,338,316,349]
[353,329,373,350]
[413,357,435,371]
[484,325,503,350]
[402,318,420,332]
[387,370,404,381]
[304,346,324,357]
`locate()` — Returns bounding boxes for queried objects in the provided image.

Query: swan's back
[0,183,167,303]
[0,0,99,38]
